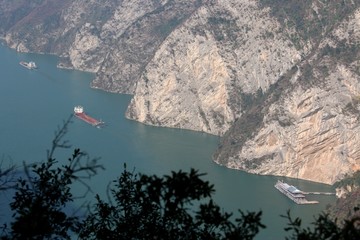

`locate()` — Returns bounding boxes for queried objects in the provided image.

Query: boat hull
[74,112,104,127]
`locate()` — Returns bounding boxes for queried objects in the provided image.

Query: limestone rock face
[126,0,300,135]
[87,0,169,93]
[126,28,233,135]
[69,23,103,73]
[222,84,360,184]
[214,8,360,184]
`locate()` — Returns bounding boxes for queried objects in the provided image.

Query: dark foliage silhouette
[0,118,103,239]
[79,165,265,240]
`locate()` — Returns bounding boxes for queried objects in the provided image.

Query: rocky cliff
[327,171,360,225]
[1,0,360,184]
[126,0,300,135]
[214,1,360,184]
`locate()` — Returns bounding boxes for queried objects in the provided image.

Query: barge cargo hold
[74,106,104,128]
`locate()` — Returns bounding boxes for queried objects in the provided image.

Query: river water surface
[0,45,336,239]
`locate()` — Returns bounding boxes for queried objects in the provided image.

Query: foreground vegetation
[0,120,359,239]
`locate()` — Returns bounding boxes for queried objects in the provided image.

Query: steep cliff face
[125,6,234,135]
[218,83,360,184]
[126,0,300,135]
[1,0,360,184]
[214,6,360,184]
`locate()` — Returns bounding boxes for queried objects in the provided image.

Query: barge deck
[74,106,104,128]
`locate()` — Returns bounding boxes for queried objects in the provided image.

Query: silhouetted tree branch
[0,117,104,239]
[0,158,17,192]
[282,208,360,240]
[79,165,265,240]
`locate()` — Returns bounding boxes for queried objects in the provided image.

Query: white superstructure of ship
[74,105,84,114]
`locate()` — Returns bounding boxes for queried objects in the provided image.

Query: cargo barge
[275,180,319,204]
[74,106,104,128]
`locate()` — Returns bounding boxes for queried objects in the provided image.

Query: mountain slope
[1,0,360,184]
[214,1,360,184]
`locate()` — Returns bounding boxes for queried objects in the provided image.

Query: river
[0,44,336,239]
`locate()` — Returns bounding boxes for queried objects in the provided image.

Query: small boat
[19,61,37,70]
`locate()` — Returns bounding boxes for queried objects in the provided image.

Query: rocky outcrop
[214,7,360,184]
[336,185,358,199]
[1,0,360,184]
[326,171,360,224]
[218,83,360,184]
[126,0,300,135]
[125,9,234,135]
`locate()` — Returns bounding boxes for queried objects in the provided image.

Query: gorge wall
[1,0,360,184]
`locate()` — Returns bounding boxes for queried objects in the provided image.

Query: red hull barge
[74,106,104,128]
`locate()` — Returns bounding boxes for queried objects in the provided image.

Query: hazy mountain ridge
[1,0,360,184]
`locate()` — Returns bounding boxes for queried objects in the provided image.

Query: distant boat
[19,61,37,70]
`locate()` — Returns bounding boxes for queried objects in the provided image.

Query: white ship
[19,61,37,70]
[274,180,319,204]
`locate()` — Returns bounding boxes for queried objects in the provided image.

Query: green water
[0,44,335,239]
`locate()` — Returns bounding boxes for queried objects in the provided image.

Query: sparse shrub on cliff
[258,0,360,49]
[325,171,360,230]
[335,171,360,189]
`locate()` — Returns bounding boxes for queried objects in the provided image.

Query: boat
[19,61,37,70]
[274,180,319,204]
[74,106,104,128]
